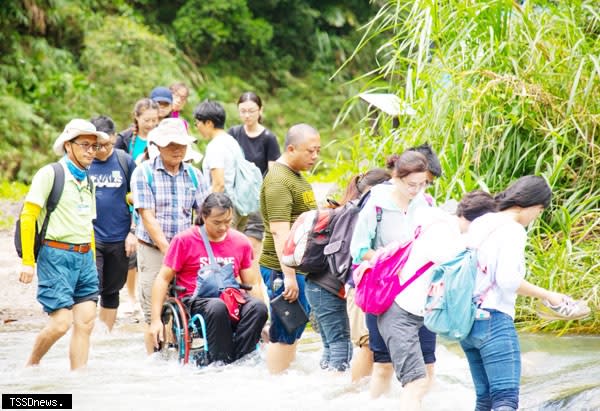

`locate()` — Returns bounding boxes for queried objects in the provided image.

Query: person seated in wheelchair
[150,192,268,364]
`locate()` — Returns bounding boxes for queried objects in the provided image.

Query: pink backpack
[353,226,433,315]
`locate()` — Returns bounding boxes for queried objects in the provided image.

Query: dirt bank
[0,228,44,326]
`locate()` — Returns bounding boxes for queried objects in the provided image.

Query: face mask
[64,155,88,181]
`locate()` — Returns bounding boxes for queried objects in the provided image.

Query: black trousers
[95,241,128,309]
[186,295,268,363]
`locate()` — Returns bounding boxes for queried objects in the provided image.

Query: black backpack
[114,148,132,191]
[14,163,65,260]
[323,193,381,284]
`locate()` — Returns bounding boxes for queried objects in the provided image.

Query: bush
[173,0,273,66]
[81,15,194,128]
[0,94,58,182]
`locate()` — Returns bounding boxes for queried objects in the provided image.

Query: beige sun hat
[148,118,195,148]
[148,143,203,163]
[53,119,110,156]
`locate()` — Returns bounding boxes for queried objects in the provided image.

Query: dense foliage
[333,0,599,333]
[0,0,377,181]
[1,0,598,332]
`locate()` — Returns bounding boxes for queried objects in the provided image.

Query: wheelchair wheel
[188,314,211,367]
[159,298,190,364]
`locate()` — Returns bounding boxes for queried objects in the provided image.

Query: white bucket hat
[148,143,203,163]
[148,118,195,148]
[53,119,109,156]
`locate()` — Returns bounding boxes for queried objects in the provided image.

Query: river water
[1,315,599,411]
[1,186,599,410]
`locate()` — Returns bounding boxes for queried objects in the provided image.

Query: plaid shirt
[132,156,208,244]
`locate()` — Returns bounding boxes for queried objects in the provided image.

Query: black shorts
[128,250,137,269]
[95,241,129,309]
[244,211,264,241]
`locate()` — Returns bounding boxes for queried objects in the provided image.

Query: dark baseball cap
[150,86,173,104]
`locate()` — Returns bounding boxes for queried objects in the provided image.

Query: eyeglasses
[97,142,114,151]
[239,109,259,116]
[71,141,100,152]
[402,178,430,191]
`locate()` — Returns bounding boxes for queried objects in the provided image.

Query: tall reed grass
[332,0,600,332]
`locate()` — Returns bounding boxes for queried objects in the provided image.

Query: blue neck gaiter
[64,155,87,182]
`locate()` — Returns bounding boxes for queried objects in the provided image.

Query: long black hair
[456,190,497,221]
[495,175,552,211]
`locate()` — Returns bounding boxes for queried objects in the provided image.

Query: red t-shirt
[163,226,253,298]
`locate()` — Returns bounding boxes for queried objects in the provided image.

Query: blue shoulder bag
[192,226,240,299]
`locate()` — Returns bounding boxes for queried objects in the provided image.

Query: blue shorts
[260,266,310,345]
[36,245,99,313]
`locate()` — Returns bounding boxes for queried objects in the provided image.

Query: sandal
[536,298,591,321]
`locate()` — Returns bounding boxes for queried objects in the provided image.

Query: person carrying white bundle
[460,175,590,411]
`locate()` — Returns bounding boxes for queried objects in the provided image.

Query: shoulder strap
[142,162,154,195]
[47,163,65,213]
[87,174,94,193]
[115,149,131,190]
[198,226,217,264]
[398,261,435,293]
[471,225,505,305]
[357,190,371,209]
[40,163,65,240]
[375,206,383,222]
[128,133,136,155]
[371,205,383,248]
[184,163,199,190]
[397,226,434,293]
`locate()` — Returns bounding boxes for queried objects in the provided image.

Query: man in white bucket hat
[130,117,208,354]
[18,119,109,370]
[146,118,203,164]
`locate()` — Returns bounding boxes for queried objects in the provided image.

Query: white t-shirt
[202,132,241,196]
[394,207,465,316]
[466,212,526,318]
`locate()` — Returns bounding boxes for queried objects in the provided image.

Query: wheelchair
[157,282,253,366]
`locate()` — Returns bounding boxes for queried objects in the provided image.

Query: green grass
[0,180,29,201]
[328,0,600,333]
[0,180,27,230]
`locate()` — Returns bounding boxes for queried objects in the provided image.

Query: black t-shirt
[228,125,281,176]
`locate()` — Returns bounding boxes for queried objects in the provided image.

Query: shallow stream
[1,317,599,411]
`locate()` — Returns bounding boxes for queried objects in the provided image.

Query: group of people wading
[17,84,589,411]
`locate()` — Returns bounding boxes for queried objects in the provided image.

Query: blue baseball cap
[150,86,173,104]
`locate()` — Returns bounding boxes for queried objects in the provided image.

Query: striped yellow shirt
[259,162,316,270]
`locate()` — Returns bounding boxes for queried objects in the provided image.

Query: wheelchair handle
[172,284,187,293]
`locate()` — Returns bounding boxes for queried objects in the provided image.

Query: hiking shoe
[536,298,591,321]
